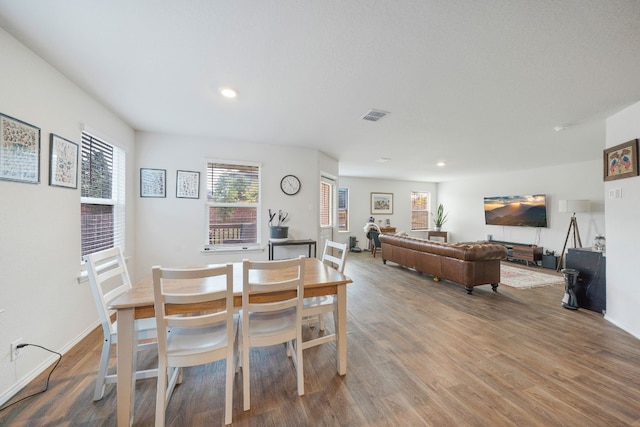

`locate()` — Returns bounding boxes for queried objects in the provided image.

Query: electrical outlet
[11,338,23,361]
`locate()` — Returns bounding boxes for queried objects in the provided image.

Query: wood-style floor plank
[2,253,640,426]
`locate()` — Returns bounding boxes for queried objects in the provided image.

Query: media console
[489,240,543,267]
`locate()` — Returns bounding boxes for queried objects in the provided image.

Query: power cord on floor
[0,344,62,412]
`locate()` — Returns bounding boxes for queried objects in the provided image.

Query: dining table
[109,257,352,427]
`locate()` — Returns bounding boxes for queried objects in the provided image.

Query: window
[206,162,260,246]
[411,191,429,231]
[320,177,334,227]
[338,188,349,231]
[80,132,125,256]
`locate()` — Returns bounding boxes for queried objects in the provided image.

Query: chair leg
[93,338,111,401]
[225,348,234,425]
[242,332,251,411]
[318,313,326,331]
[295,336,304,396]
[155,362,167,427]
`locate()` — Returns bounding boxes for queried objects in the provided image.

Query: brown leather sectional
[379,234,508,294]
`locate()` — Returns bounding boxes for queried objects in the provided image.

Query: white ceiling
[1,1,639,182]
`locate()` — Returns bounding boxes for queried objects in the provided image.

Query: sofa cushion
[379,235,506,261]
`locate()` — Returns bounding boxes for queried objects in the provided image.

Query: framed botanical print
[49,134,79,189]
[0,113,41,184]
[176,170,200,199]
[140,168,166,197]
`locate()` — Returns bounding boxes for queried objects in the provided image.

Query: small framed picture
[0,113,41,184]
[176,170,200,199]
[49,134,79,189]
[371,192,394,215]
[603,139,639,181]
[140,168,166,197]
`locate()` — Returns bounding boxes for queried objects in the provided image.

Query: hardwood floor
[2,253,640,426]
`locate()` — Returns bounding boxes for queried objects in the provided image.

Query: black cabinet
[566,248,606,313]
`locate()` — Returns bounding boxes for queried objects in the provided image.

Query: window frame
[338,187,349,232]
[204,160,262,251]
[410,191,430,231]
[320,177,334,228]
[80,131,126,258]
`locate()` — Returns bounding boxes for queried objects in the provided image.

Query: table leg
[117,307,138,427]
[335,283,347,375]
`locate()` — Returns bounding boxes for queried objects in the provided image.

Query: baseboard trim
[0,320,100,408]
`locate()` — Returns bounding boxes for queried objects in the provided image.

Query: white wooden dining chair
[83,247,158,401]
[240,256,305,411]
[302,240,347,349]
[152,263,237,426]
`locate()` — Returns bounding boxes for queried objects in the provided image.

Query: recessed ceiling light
[220,87,238,99]
[437,162,446,167]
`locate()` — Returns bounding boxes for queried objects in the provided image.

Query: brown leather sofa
[379,234,508,294]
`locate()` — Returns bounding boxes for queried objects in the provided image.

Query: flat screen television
[484,194,548,227]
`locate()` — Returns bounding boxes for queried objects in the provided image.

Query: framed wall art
[603,139,639,181]
[49,134,79,189]
[0,113,41,184]
[176,170,200,199]
[140,168,166,197]
[371,192,394,215]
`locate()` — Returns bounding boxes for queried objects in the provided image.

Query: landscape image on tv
[484,194,548,227]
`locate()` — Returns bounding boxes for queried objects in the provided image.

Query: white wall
[0,27,136,404]
[438,160,605,253]
[604,101,640,338]
[133,132,334,282]
[337,177,438,248]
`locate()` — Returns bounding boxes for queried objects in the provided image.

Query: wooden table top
[109,258,352,317]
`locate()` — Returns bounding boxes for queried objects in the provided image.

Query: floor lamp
[556,199,590,272]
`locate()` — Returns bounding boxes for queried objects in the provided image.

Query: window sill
[201,245,264,254]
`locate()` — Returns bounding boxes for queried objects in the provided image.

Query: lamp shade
[558,199,590,213]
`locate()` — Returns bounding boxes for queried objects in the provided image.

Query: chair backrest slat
[321,240,348,273]
[83,247,132,336]
[242,256,305,316]
[152,263,235,358]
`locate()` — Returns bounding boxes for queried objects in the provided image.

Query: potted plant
[542,249,558,269]
[433,203,448,231]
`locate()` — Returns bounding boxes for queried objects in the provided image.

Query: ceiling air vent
[361,109,389,122]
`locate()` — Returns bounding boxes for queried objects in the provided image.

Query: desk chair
[370,230,382,257]
[83,247,158,401]
[152,264,237,426]
[302,240,347,344]
[240,256,305,411]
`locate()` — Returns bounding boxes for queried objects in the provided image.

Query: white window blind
[411,191,429,231]
[80,132,125,256]
[206,162,260,246]
[338,188,349,231]
[320,177,334,227]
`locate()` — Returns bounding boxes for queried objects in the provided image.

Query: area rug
[500,263,565,289]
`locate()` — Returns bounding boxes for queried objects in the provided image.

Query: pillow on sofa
[394,231,408,237]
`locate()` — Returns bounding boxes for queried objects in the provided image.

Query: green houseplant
[433,203,448,231]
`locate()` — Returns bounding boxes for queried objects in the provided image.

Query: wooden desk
[109,257,351,427]
[427,230,448,242]
[379,226,396,234]
[269,239,317,260]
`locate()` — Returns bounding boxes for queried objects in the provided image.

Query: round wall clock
[280,174,301,195]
